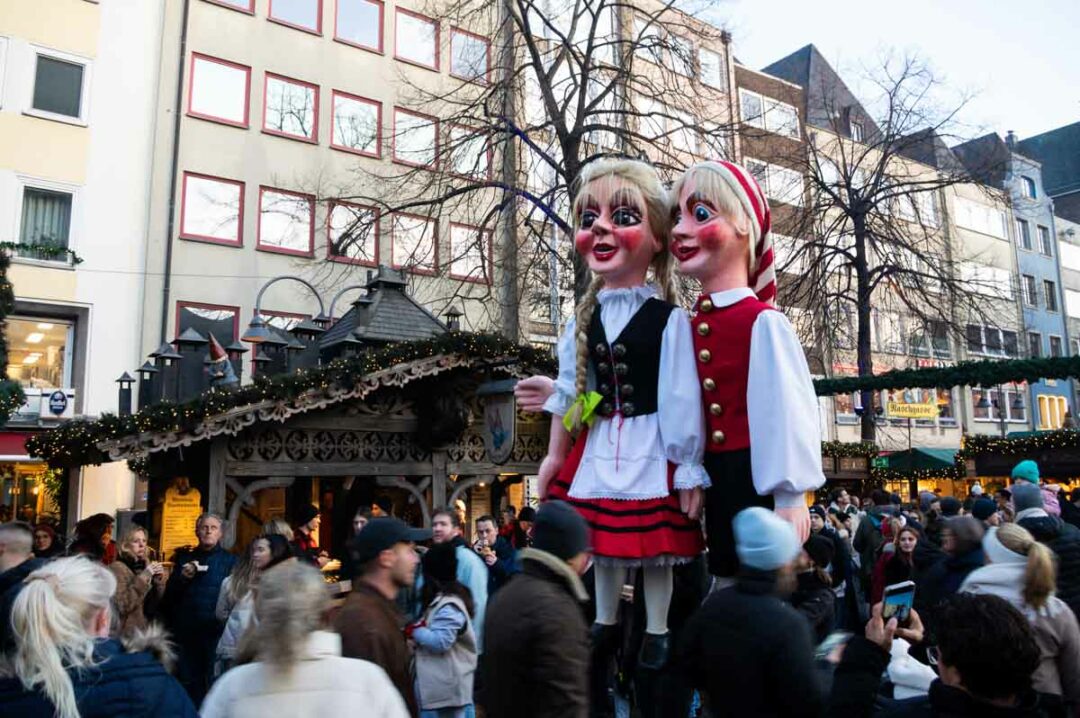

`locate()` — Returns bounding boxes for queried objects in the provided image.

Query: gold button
[697,322,710,337]
[700,299,714,312]
[703,378,716,391]
[712,430,726,444]
[698,349,711,363]
[709,402,723,416]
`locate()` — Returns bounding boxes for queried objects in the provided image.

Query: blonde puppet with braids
[536,157,709,672]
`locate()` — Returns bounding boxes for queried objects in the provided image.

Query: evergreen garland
[957,429,1080,460]
[27,332,554,468]
[0,241,83,265]
[813,356,1080,396]
[0,249,26,424]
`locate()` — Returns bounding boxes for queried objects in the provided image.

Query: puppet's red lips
[592,242,617,261]
[673,243,699,261]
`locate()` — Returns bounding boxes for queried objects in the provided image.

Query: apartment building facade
[0,0,165,521]
[1057,214,1080,409]
[955,133,1073,430]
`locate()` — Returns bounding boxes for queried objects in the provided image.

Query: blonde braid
[567,274,605,432]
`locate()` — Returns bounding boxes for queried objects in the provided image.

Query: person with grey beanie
[1013,482,1080,619]
[481,502,591,718]
[675,508,824,716]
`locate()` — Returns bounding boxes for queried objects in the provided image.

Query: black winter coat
[675,570,826,717]
[481,548,590,718]
[828,636,1051,717]
[0,638,197,717]
[915,548,984,630]
[815,525,851,585]
[1018,514,1080,619]
[0,557,45,652]
[791,570,836,644]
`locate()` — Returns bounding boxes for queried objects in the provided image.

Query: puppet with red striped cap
[669,160,825,579]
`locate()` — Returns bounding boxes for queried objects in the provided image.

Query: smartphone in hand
[882,580,916,626]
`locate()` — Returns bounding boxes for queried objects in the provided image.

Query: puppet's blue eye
[693,204,712,222]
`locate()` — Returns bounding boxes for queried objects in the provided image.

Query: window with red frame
[258,188,314,255]
[263,309,308,332]
[203,0,254,12]
[336,0,381,51]
[180,173,244,246]
[188,54,250,127]
[331,91,379,156]
[395,9,437,69]
[269,0,322,33]
[449,223,491,282]
[450,29,489,82]
[328,203,378,264]
[177,302,239,344]
[394,110,436,167]
[448,125,489,179]
[264,73,319,142]
[391,213,436,272]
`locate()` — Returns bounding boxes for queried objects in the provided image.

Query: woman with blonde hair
[534,157,708,676]
[0,556,194,717]
[201,561,409,717]
[960,523,1080,709]
[108,525,165,637]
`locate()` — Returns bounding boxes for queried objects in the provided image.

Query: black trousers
[704,449,773,578]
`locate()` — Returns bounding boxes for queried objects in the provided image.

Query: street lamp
[115,372,135,416]
[242,275,327,344]
[444,306,464,331]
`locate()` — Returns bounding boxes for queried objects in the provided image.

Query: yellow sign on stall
[886,401,938,419]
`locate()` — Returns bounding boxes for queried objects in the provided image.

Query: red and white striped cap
[700,160,776,306]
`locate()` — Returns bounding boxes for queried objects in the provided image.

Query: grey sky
[708,0,1079,142]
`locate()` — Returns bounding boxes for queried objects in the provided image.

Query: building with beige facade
[0,0,165,523]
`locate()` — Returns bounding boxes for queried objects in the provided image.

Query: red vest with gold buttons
[693,294,772,453]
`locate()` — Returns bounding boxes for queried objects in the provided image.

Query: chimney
[1005,130,1018,149]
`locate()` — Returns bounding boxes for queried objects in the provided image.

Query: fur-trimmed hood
[120,622,178,675]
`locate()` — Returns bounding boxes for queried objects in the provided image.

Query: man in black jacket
[482,501,590,718]
[473,514,517,594]
[675,507,825,717]
[161,512,236,704]
[829,594,1047,716]
[1013,482,1080,618]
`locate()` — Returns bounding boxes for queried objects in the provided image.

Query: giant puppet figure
[668,160,824,575]
[517,159,823,581]
[536,158,708,670]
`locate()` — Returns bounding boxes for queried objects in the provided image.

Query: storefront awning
[881,447,958,471]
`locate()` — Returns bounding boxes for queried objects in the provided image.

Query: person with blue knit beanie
[1012,460,1063,517]
[675,507,824,716]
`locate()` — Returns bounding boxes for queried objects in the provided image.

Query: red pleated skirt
[547,427,705,564]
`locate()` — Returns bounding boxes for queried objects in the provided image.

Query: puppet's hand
[774,505,811,544]
[515,376,556,413]
[536,454,563,499]
[678,487,703,520]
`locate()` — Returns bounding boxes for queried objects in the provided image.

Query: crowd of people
[0,466,1078,716]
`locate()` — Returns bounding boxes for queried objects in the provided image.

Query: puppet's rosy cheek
[613,226,643,253]
[574,231,594,255]
[697,222,728,250]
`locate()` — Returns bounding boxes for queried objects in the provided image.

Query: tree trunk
[854,218,876,444]
[497,4,519,339]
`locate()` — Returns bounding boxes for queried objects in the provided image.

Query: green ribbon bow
[563,391,603,432]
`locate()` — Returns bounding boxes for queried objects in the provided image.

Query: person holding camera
[161,512,237,704]
[473,515,517,594]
